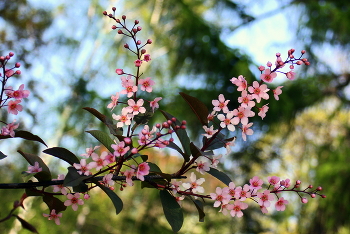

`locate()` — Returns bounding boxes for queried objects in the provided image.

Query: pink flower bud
[258,65,265,71]
[103,11,107,15]
[289,54,294,59]
[171,117,176,122]
[9,52,14,57]
[84,194,90,200]
[118,29,123,34]
[167,120,172,125]
[124,137,131,144]
[311,194,316,198]
[136,40,141,45]
[181,125,187,129]
[112,7,116,11]
[5,55,10,60]
[15,62,20,68]
[124,43,129,48]
[267,61,272,67]
[141,49,146,54]
[137,26,142,31]
[289,65,294,69]
[317,186,322,191]
[301,198,308,203]
[116,69,124,75]
[321,195,326,198]
[112,25,117,30]
[276,53,281,57]
[116,19,120,23]
[108,14,113,18]
[147,39,152,44]
[169,138,174,142]
[308,185,313,189]
[15,70,21,75]
[156,123,161,128]
[122,15,126,20]
[296,180,301,185]
[131,148,138,154]
[296,60,303,65]
[182,120,187,125]
[135,20,139,24]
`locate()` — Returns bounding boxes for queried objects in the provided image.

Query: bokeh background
[1,0,349,233]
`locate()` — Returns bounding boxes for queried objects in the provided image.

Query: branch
[0,174,186,189]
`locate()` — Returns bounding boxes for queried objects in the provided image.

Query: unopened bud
[317,186,322,191]
[135,20,139,24]
[131,148,138,154]
[112,25,117,30]
[147,39,152,44]
[308,185,313,189]
[258,65,265,71]
[124,43,129,48]
[301,50,306,54]
[136,40,141,45]
[137,26,142,31]
[305,62,310,65]
[103,11,107,15]
[156,123,161,128]
[118,29,123,34]
[296,180,301,185]
[112,7,116,11]
[108,14,113,18]
[321,195,326,198]
[301,198,308,203]
[141,49,146,54]
[289,65,294,69]
[15,70,21,75]
[122,15,126,20]
[84,194,90,200]
[9,52,14,57]
[182,120,187,125]
[116,19,120,23]
[124,137,131,144]
[132,28,137,33]
[311,194,316,198]
[276,53,281,57]
[181,125,187,129]
[116,69,124,75]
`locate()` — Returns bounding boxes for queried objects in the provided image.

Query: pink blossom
[90,152,109,171]
[211,154,222,168]
[212,94,230,113]
[102,173,115,187]
[123,168,135,186]
[1,119,19,137]
[226,182,236,197]
[107,92,120,110]
[273,86,283,100]
[64,193,84,211]
[260,206,268,214]
[210,187,232,207]
[6,84,30,100]
[268,176,280,186]
[260,69,277,83]
[202,125,218,138]
[175,195,185,205]
[111,141,130,157]
[52,174,68,195]
[275,197,288,211]
[112,109,133,128]
[43,209,62,225]
[73,159,93,176]
[234,184,251,201]
[170,180,182,194]
[103,151,116,164]
[280,178,291,188]
[258,104,269,119]
[143,54,151,62]
[139,77,155,92]
[230,75,247,91]
[134,59,142,67]
[26,162,42,174]
[7,100,23,115]
[231,106,254,125]
[80,145,100,158]
[286,71,295,80]
[207,110,217,122]
[241,122,254,141]
[238,90,255,108]
[217,112,235,131]
[257,190,274,207]
[248,81,270,103]
[249,176,263,191]
[150,97,162,112]
[136,162,150,181]
[182,172,205,193]
[258,65,265,71]
[225,138,236,155]
[120,77,138,97]
[125,99,146,115]
[195,159,210,174]
[229,200,248,217]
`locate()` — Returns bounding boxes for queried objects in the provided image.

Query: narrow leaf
[202,132,226,151]
[13,215,38,233]
[179,92,209,126]
[160,110,191,161]
[189,197,205,222]
[18,150,52,181]
[86,130,115,152]
[159,190,183,232]
[43,195,67,213]
[93,179,123,214]
[0,130,47,147]
[207,168,232,186]
[83,107,121,135]
[190,142,203,158]
[63,167,90,187]
[43,147,80,165]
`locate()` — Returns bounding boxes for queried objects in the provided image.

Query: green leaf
[207,168,232,186]
[167,141,187,158]
[159,190,183,232]
[202,132,226,151]
[93,179,123,214]
[86,130,115,153]
[18,150,52,181]
[148,162,162,173]
[189,197,205,222]
[64,167,90,187]
[0,130,48,147]
[43,147,80,165]
[133,106,154,125]
[190,142,203,158]
[160,110,191,161]
[13,215,38,233]
[83,107,122,135]
[43,195,67,213]
[0,151,7,160]
[179,92,209,126]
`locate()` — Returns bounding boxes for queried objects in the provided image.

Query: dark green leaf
[93,179,123,214]
[207,168,232,186]
[86,130,115,153]
[160,110,191,161]
[189,197,205,222]
[0,130,48,147]
[159,190,183,232]
[13,215,38,233]
[190,142,203,158]
[83,107,121,135]
[202,132,226,151]
[64,167,90,187]
[148,162,162,173]
[179,92,209,126]
[18,150,52,181]
[0,151,7,160]
[167,141,186,158]
[43,147,80,165]
[43,195,67,213]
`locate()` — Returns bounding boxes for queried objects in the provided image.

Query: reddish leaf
[179,92,209,126]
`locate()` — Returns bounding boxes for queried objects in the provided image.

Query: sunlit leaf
[159,190,183,232]
[86,130,115,152]
[43,147,80,165]
[207,168,232,186]
[179,92,209,126]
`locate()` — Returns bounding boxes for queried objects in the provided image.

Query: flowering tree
[0,8,326,233]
